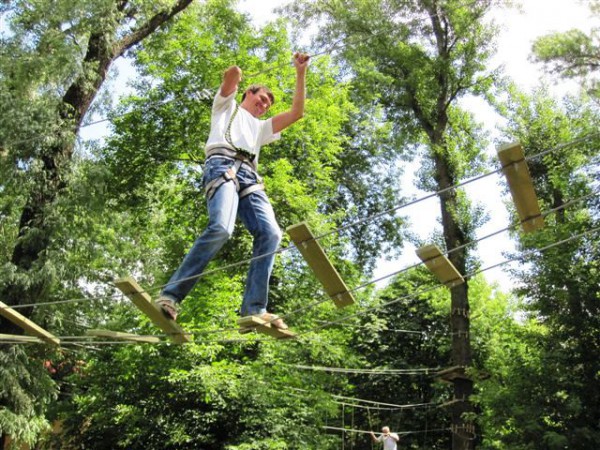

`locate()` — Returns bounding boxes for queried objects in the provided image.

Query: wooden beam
[498,142,544,233]
[451,423,477,438]
[237,316,296,339]
[435,366,489,384]
[416,245,464,287]
[286,222,355,308]
[0,333,43,343]
[0,301,60,345]
[114,277,191,344]
[86,329,161,343]
[435,365,471,383]
[438,398,467,408]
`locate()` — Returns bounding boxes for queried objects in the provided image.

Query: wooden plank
[237,316,296,339]
[0,301,60,345]
[498,142,544,233]
[438,398,467,408]
[435,366,489,384]
[114,277,191,344]
[435,365,471,383]
[0,333,43,343]
[416,245,464,287]
[286,222,355,308]
[86,329,161,343]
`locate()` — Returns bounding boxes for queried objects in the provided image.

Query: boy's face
[241,88,272,117]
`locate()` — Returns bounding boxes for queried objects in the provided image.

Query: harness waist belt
[205,147,257,170]
[204,156,264,201]
[205,154,254,172]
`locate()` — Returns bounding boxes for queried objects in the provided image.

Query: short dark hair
[242,84,275,105]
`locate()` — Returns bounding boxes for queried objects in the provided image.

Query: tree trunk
[434,151,475,450]
[1,0,193,335]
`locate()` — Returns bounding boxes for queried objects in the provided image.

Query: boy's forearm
[290,68,306,119]
[221,65,242,97]
[271,53,309,133]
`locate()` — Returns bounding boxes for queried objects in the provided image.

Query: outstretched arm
[272,52,309,134]
[220,65,242,97]
[369,431,379,443]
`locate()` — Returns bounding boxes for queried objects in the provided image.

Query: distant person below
[370,426,400,450]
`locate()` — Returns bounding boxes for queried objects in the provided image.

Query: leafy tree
[0,0,194,321]
[0,346,57,448]
[49,342,342,449]
[472,290,545,449]
[532,0,600,97]
[347,267,452,449]
[489,86,600,448]
[0,0,206,445]
[284,1,504,447]
[331,270,515,450]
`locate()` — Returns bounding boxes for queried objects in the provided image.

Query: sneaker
[155,297,178,321]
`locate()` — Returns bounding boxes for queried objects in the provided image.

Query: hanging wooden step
[435,366,471,383]
[237,316,296,339]
[438,397,467,408]
[0,333,44,343]
[498,142,544,233]
[114,277,191,344]
[435,365,490,384]
[286,222,355,308]
[416,244,464,287]
[86,329,161,344]
[0,301,60,345]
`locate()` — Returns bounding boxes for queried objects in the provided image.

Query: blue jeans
[161,157,282,316]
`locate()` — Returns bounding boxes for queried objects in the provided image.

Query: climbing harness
[204,103,265,200]
[203,156,265,200]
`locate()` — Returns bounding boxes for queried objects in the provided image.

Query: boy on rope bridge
[155,52,310,331]
[370,426,400,450]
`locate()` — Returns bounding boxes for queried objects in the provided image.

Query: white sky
[84,0,597,290]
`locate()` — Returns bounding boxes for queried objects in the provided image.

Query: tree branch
[114,0,194,58]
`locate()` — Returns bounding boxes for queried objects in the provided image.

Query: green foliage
[486,85,600,448]
[286,0,500,278]
[52,338,347,448]
[532,2,600,97]
[349,267,452,449]
[283,3,505,448]
[0,345,56,448]
[287,0,499,138]
[533,29,597,78]
[1,0,197,445]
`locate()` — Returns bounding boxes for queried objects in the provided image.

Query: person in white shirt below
[370,426,400,450]
[155,52,310,328]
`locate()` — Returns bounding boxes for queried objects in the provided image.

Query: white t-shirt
[378,433,400,450]
[204,88,280,166]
